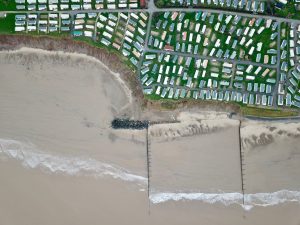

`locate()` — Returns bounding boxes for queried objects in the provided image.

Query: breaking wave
[1,138,300,210]
[150,190,300,210]
[0,138,147,185]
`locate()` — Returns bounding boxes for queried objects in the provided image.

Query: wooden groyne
[238,121,245,205]
[111,118,152,200]
[111,118,178,198]
[146,126,151,198]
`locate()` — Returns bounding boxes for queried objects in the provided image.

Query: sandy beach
[0,48,300,225]
[149,113,242,193]
[241,120,300,193]
[0,48,147,176]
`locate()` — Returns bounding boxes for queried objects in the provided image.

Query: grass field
[0,14,15,33]
[0,0,16,10]
[274,2,300,20]
[241,106,299,117]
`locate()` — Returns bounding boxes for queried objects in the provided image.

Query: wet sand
[0,48,300,225]
[149,114,242,193]
[1,157,300,225]
[241,121,300,193]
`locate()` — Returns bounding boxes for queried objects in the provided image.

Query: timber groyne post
[238,120,245,205]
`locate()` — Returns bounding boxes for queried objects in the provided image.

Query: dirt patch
[242,133,274,150]
[267,126,277,132]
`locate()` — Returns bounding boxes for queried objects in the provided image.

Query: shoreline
[1,133,300,211]
[1,156,299,225]
[1,34,298,119]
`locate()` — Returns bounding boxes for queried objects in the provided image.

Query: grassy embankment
[146,93,299,117]
[240,106,299,117]
[72,36,138,72]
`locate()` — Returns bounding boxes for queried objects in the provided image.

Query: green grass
[0,0,16,10]
[241,106,299,117]
[274,2,300,20]
[145,92,163,100]
[145,95,186,109]
[0,14,15,33]
[145,91,300,117]
[48,31,71,37]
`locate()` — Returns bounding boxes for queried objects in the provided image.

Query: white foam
[149,190,300,210]
[245,190,300,207]
[1,138,300,210]
[0,138,147,184]
[149,192,243,205]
